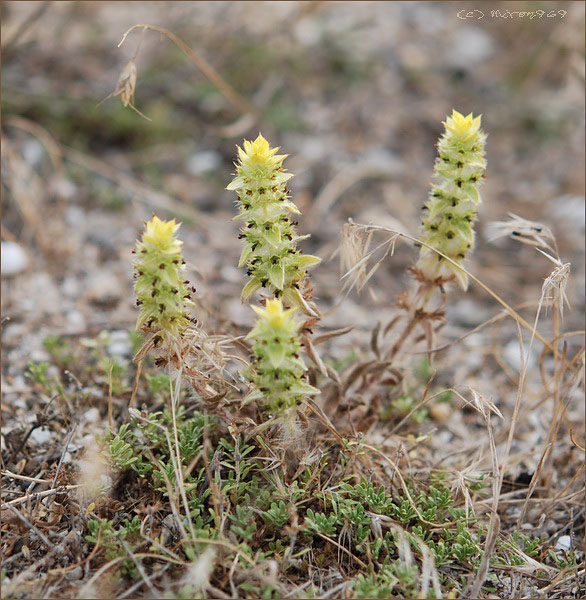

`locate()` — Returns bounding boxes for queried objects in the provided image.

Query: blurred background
[2,0,584,374]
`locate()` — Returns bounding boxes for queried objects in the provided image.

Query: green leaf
[461,183,479,203]
[238,245,254,268]
[281,201,301,214]
[268,263,285,290]
[293,255,321,270]
[274,172,294,185]
[282,287,318,317]
[289,381,320,396]
[226,177,245,191]
[242,389,264,404]
[263,227,281,248]
[448,262,469,291]
[266,343,286,368]
[242,279,261,302]
[453,220,475,243]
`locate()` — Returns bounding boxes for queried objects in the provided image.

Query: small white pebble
[67,309,86,331]
[22,139,44,166]
[30,348,50,363]
[30,427,53,445]
[187,150,222,175]
[294,16,322,46]
[503,340,538,372]
[107,330,131,357]
[447,26,494,67]
[49,176,77,201]
[64,566,83,581]
[84,407,101,424]
[84,270,121,304]
[83,388,103,401]
[219,265,242,283]
[555,535,572,551]
[66,205,85,227]
[1,241,30,276]
[100,474,113,490]
[62,277,80,298]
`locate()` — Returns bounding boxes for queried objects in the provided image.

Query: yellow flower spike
[237,134,288,172]
[244,134,274,158]
[143,215,181,246]
[245,298,319,420]
[134,214,194,344]
[416,109,487,290]
[228,133,321,309]
[443,110,482,142]
[251,298,297,330]
[265,297,284,317]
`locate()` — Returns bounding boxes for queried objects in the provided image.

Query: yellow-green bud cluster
[245,299,319,415]
[133,215,195,343]
[416,110,487,290]
[227,134,320,308]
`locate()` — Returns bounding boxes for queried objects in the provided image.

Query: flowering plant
[228,134,320,312]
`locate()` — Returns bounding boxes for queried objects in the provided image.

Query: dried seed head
[97,58,151,121]
[117,58,138,108]
[486,212,556,254]
[537,250,571,319]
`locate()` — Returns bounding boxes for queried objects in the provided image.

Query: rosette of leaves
[133,215,195,347]
[416,110,487,290]
[227,134,320,311]
[245,298,319,421]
